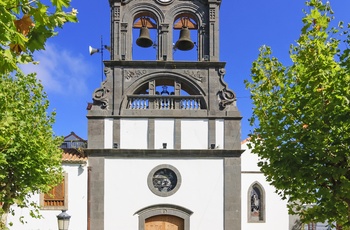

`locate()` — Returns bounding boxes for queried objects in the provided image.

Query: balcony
[127,95,205,110]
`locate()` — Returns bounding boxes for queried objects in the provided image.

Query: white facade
[241,140,290,230]
[7,164,88,230]
[118,118,220,150]
[6,140,296,230]
[104,159,224,230]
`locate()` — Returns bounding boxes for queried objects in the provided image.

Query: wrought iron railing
[127,95,205,110]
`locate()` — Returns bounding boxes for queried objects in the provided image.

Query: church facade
[85,0,242,229]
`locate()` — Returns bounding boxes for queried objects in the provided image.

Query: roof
[241,137,251,145]
[62,148,87,164]
[64,131,86,142]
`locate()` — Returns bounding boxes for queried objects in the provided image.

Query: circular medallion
[148,164,181,197]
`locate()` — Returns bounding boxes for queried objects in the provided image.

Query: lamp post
[57,210,71,230]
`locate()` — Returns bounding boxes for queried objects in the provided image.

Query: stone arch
[121,3,165,60]
[121,71,208,110]
[122,3,165,25]
[135,204,193,230]
[248,181,266,223]
[167,3,206,60]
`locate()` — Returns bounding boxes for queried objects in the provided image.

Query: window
[147,164,181,197]
[248,182,265,222]
[40,173,68,210]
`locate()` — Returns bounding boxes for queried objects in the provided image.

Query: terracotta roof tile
[241,137,251,145]
[62,148,87,163]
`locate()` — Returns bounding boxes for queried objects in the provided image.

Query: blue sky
[25,1,350,140]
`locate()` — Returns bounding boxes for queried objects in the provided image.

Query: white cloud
[22,43,92,96]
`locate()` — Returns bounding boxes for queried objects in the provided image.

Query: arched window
[248,182,265,222]
[133,14,158,60]
[173,14,198,61]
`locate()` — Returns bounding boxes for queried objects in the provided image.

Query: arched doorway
[135,204,192,230]
[145,215,184,230]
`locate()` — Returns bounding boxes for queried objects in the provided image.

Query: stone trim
[224,157,241,230]
[85,149,243,158]
[135,204,193,230]
[247,181,266,223]
[147,164,182,197]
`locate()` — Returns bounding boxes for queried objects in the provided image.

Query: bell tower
[86,0,242,229]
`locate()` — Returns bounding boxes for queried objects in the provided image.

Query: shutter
[44,178,65,207]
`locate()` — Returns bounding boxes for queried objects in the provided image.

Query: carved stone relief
[209,8,216,20]
[217,68,236,110]
[184,70,204,83]
[125,69,147,81]
[113,6,120,20]
[92,68,112,109]
[93,83,110,109]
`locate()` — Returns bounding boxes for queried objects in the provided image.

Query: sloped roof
[64,131,86,142]
[62,148,87,163]
[241,137,251,145]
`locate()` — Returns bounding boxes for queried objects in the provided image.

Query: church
[7,0,327,229]
[86,0,241,229]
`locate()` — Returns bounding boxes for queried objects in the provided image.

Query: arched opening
[127,77,206,110]
[248,182,265,222]
[133,14,158,60]
[145,215,184,230]
[173,14,198,61]
[135,204,192,230]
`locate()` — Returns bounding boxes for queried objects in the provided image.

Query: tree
[245,0,350,228]
[0,0,77,228]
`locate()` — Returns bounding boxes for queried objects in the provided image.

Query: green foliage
[245,0,350,228]
[0,0,78,74]
[0,0,77,228]
[0,73,64,228]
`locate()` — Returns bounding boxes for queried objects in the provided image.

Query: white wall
[215,119,224,149]
[120,119,212,150]
[104,118,114,148]
[181,119,208,149]
[155,119,174,149]
[7,164,88,230]
[104,159,224,230]
[241,141,289,230]
[120,118,148,149]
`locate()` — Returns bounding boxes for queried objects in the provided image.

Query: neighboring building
[7,134,88,230]
[86,0,242,230]
[241,139,335,230]
[60,131,87,149]
[241,139,290,230]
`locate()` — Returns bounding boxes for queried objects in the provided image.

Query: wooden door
[145,215,184,230]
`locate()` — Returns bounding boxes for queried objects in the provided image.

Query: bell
[136,26,153,48]
[175,27,194,51]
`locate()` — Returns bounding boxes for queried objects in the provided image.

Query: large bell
[175,27,194,51]
[136,26,153,48]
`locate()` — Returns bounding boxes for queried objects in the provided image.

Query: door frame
[135,204,193,230]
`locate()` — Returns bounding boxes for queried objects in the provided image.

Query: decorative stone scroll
[217,68,236,110]
[92,81,110,109]
[184,70,203,82]
[125,69,147,81]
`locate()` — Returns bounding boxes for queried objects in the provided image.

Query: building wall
[7,164,88,230]
[241,142,289,230]
[113,118,225,150]
[104,159,224,230]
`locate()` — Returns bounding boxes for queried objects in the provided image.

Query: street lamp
[57,210,71,230]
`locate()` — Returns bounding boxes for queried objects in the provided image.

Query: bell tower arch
[86,1,242,230]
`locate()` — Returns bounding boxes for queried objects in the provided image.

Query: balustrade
[127,95,204,110]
